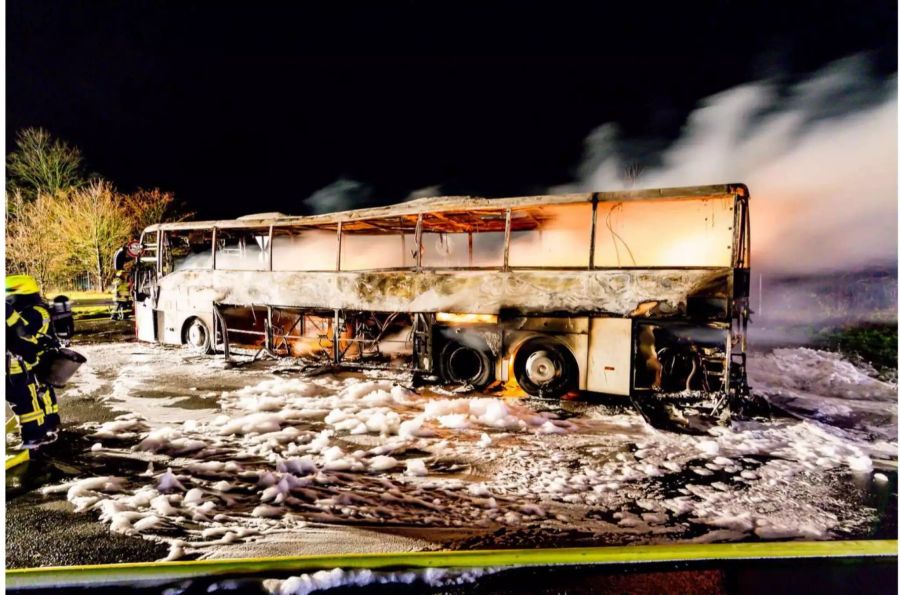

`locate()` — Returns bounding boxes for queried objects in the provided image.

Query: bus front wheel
[183,317,213,354]
[513,338,578,399]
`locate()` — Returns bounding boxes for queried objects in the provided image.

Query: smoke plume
[566,55,898,277]
[303,178,373,215]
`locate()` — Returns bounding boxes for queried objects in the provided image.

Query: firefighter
[8,275,62,434]
[6,275,60,448]
[111,271,131,320]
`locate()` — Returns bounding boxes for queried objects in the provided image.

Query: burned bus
[132,184,751,424]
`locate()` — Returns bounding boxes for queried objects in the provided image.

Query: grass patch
[73,306,113,320]
[815,322,898,380]
[47,289,114,319]
[47,289,110,302]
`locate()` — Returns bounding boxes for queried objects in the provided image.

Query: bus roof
[145,183,748,232]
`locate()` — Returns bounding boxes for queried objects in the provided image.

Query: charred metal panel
[158,268,731,321]
[733,268,751,300]
[501,315,589,334]
[686,297,729,321]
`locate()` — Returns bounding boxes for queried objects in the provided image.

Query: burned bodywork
[155,267,731,321]
[133,183,751,430]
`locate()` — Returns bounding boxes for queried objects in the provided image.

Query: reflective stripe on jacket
[6,300,40,370]
[113,279,130,302]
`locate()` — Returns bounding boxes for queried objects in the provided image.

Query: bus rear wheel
[513,338,578,399]
[183,317,213,354]
[439,340,494,389]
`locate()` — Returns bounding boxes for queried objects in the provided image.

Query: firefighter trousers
[37,380,60,430]
[6,364,52,444]
[111,300,130,320]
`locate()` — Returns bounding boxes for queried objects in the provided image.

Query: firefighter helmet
[5,274,40,296]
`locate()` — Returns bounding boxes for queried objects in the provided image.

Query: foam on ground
[55,343,895,559]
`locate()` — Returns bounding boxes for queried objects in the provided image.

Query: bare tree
[5,129,189,291]
[7,183,190,291]
[6,128,87,204]
[5,191,67,288]
[51,181,132,291]
[123,188,193,236]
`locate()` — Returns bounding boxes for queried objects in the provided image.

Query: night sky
[7,0,898,219]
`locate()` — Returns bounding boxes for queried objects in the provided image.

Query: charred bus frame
[133,184,751,412]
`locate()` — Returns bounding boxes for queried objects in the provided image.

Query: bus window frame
[138,230,160,266]
[586,195,740,271]
[148,192,743,276]
[160,228,216,274]
[506,203,596,271]
[270,224,341,273]
[338,216,419,272]
[416,208,509,272]
[213,226,273,272]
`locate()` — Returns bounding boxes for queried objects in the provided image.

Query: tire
[438,338,494,389]
[513,338,578,399]
[183,317,213,354]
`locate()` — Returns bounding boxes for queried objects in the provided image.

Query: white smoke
[405,185,443,201]
[566,56,898,276]
[303,178,372,215]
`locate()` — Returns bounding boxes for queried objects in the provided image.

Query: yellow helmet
[5,274,40,296]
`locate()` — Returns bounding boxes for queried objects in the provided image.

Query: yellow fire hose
[5,416,30,470]
[6,540,896,590]
[5,449,30,470]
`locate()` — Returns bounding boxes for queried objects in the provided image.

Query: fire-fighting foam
[35,341,896,562]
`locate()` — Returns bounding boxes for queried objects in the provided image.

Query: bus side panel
[571,333,589,390]
[159,311,178,344]
[586,317,632,396]
[160,269,728,320]
[135,298,157,342]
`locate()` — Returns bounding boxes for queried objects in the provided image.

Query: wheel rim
[188,321,208,348]
[525,350,559,385]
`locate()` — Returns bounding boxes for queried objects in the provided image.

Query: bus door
[133,263,158,342]
[130,232,159,342]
